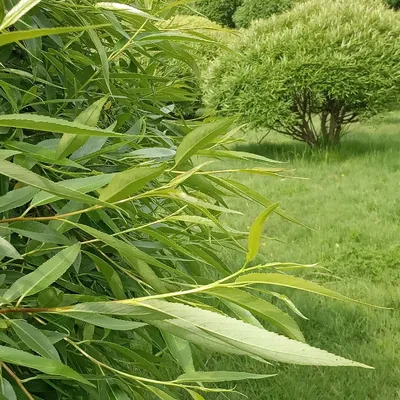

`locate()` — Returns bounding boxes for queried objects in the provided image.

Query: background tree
[233,0,295,28]
[187,0,243,27]
[205,0,400,147]
[387,0,400,9]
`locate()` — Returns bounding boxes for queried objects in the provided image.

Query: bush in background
[189,0,243,27]
[233,0,295,28]
[205,0,400,147]
[387,0,400,9]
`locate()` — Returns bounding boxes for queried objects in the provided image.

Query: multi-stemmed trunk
[274,94,358,148]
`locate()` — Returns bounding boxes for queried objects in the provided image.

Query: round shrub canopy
[233,0,295,28]
[205,0,400,147]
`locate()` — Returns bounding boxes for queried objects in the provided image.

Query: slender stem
[0,307,54,315]
[1,363,35,400]
[64,338,182,387]
[0,206,100,224]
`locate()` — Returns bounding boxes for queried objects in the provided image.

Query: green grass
[209,114,400,399]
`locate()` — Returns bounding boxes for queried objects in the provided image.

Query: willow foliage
[0,0,376,399]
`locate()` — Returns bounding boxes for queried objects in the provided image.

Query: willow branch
[2,362,35,400]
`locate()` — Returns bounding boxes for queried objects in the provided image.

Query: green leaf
[142,299,372,367]
[0,186,39,212]
[0,26,108,47]
[99,164,166,202]
[197,149,282,164]
[30,174,115,207]
[0,114,125,138]
[147,386,177,400]
[5,141,84,169]
[9,221,71,244]
[175,371,275,383]
[208,287,305,342]
[235,273,386,308]
[86,253,126,299]
[3,244,80,302]
[0,150,20,160]
[0,160,113,207]
[1,379,17,400]
[88,29,110,93]
[62,312,146,331]
[163,333,194,373]
[0,186,38,212]
[186,390,205,400]
[0,0,42,31]
[95,2,160,21]
[56,97,109,159]
[246,203,279,263]
[0,236,22,259]
[0,345,91,385]
[222,300,264,329]
[174,118,233,165]
[11,320,60,360]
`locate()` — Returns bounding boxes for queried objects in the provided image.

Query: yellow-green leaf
[0,26,107,47]
[95,2,160,20]
[99,164,166,203]
[0,0,42,31]
[208,287,305,341]
[246,203,279,263]
[235,273,387,308]
[175,371,275,383]
[174,118,234,165]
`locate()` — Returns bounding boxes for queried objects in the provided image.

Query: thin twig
[1,363,35,400]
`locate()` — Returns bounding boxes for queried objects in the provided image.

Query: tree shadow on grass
[235,131,400,163]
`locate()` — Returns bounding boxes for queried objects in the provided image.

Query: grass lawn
[208,114,400,399]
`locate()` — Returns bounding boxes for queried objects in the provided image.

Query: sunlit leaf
[4,244,80,302]
[236,273,387,308]
[175,118,233,165]
[175,371,275,383]
[0,0,42,31]
[246,203,279,263]
[0,345,91,385]
[99,164,166,202]
[0,26,108,47]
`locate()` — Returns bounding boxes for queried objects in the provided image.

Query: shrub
[159,15,238,117]
[190,0,243,27]
[205,0,400,147]
[233,0,295,28]
[0,0,377,398]
[387,0,400,9]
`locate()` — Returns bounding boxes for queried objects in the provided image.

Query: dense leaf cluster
[190,0,243,27]
[0,0,376,399]
[233,0,295,28]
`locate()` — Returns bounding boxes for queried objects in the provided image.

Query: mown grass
[209,114,400,399]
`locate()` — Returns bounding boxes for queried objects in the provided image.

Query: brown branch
[0,307,63,315]
[2,362,35,400]
[0,205,100,224]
